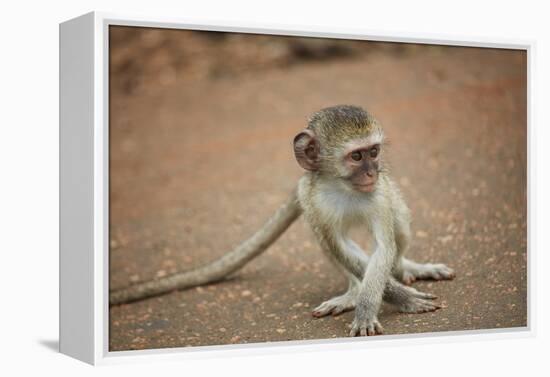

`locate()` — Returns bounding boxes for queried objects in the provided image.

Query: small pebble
[416,230,428,238]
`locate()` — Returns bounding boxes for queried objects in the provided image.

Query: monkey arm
[349,229,441,329]
[349,216,397,336]
[361,226,397,306]
[110,189,302,305]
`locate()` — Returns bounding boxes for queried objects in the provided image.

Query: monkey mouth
[353,182,376,193]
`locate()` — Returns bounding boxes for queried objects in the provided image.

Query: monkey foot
[401,263,455,284]
[312,294,356,318]
[390,284,441,313]
[397,296,441,314]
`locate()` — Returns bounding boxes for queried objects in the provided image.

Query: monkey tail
[109,189,302,305]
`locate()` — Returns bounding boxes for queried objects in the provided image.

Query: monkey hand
[349,303,384,337]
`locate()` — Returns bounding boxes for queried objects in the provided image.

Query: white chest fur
[311,179,380,233]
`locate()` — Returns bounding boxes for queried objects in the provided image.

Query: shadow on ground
[38,339,59,353]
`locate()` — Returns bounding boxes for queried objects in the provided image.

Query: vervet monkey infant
[110,105,454,337]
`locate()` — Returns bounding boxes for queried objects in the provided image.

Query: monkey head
[293,105,384,193]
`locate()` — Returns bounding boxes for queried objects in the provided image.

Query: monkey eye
[350,151,362,161]
[369,146,379,158]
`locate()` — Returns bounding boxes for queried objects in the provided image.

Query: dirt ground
[108,27,527,351]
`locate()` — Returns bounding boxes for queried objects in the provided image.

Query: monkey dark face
[345,144,380,193]
[293,130,382,193]
[293,105,385,193]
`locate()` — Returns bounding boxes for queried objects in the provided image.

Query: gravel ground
[108,31,527,351]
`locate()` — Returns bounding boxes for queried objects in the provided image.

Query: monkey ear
[293,129,320,171]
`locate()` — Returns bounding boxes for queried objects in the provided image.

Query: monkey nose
[366,170,374,177]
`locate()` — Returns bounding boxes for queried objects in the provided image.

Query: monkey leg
[393,220,455,285]
[313,239,440,317]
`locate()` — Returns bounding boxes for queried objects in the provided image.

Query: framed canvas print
[59,11,532,365]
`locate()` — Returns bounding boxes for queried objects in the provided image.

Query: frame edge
[59,11,96,365]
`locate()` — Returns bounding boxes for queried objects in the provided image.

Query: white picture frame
[59,11,534,365]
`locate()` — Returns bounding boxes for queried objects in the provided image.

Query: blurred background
[109,26,527,351]
[109,27,435,94]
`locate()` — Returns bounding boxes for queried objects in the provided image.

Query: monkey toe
[312,303,353,318]
[402,272,417,285]
[404,285,438,300]
[313,295,356,318]
[312,304,333,318]
[398,297,441,314]
[430,264,455,281]
[331,306,348,316]
[312,305,335,318]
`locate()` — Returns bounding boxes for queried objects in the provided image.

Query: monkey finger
[349,319,368,337]
[374,322,384,334]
